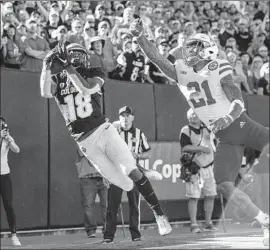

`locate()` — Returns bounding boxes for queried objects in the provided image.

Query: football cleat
[154,214,172,236]
[144,169,163,181]
[11,235,21,246]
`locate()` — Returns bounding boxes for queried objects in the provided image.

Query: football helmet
[66,43,90,68]
[182,33,218,67]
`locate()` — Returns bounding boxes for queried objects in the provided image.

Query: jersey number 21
[187,80,217,108]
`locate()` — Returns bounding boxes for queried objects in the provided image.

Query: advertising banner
[136,142,186,201]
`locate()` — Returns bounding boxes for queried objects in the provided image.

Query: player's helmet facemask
[183,39,206,67]
[66,44,90,69]
[183,34,218,67]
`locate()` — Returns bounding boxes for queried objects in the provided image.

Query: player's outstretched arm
[220,73,245,121]
[40,49,57,98]
[130,20,177,82]
[64,66,103,96]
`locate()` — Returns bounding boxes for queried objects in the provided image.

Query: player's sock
[255,211,269,225]
[135,175,164,216]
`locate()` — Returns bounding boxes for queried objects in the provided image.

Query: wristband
[232,99,245,111]
[225,114,234,123]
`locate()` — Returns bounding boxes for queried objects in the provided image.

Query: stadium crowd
[0,0,269,95]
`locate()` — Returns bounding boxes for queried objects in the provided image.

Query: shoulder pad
[217,59,233,79]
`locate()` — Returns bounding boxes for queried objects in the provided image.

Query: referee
[103,106,150,243]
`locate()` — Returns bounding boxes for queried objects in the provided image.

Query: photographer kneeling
[179,109,218,233]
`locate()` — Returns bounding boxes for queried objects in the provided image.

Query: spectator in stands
[111,37,145,82]
[16,23,28,40]
[94,4,111,31]
[218,20,236,47]
[50,25,69,49]
[0,116,21,246]
[122,39,132,52]
[258,45,269,63]
[85,14,96,29]
[111,7,134,50]
[250,55,264,92]
[97,21,118,77]
[89,36,107,73]
[234,19,253,53]
[43,10,61,47]
[4,24,23,69]
[257,62,270,96]
[179,109,218,234]
[1,34,8,67]
[66,19,85,47]
[80,1,92,15]
[62,9,75,31]
[201,19,211,36]
[240,52,256,93]
[183,22,196,39]
[227,51,252,94]
[17,10,30,26]
[3,9,20,28]
[0,0,268,85]
[20,19,50,72]
[83,22,96,49]
[247,33,267,58]
[75,148,108,238]
[225,37,240,56]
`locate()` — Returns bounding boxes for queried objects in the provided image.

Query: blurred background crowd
[0,1,269,95]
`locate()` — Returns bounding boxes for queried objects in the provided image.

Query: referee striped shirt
[112,121,151,155]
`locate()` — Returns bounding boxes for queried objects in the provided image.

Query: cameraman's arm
[6,135,20,153]
[179,127,211,154]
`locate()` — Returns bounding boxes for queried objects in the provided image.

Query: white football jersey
[175,59,236,130]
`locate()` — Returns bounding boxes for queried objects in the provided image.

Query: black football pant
[104,184,141,240]
[0,174,17,234]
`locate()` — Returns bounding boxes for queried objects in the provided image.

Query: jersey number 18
[63,94,93,122]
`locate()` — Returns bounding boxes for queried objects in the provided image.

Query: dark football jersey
[51,67,106,140]
[148,61,170,84]
[120,51,145,82]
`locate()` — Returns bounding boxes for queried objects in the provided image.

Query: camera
[1,122,8,131]
[0,116,8,131]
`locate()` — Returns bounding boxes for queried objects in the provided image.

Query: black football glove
[43,47,58,68]
[56,42,71,68]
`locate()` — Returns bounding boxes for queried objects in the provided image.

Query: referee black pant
[104,184,141,240]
